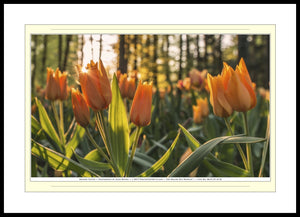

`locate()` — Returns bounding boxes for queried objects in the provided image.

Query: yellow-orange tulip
[223,58,257,112]
[130,81,153,127]
[71,88,90,127]
[207,73,233,118]
[193,97,209,124]
[193,104,202,124]
[77,60,112,111]
[197,97,209,118]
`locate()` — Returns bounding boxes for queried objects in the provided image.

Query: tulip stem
[59,100,64,138]
[84,127,120,177]
[258,114,270,177]
[96,111,121,177]
[125,126,141,177]
[224,117,248,171]
[242,112,254,177]
[51,101,65,151]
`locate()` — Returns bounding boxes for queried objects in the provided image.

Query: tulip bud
[58,71,68,100]
[189,68,203,87]
[77,60,112,111]
[193,104,202,124]
[45,68,60,101]
[130,81,153,127]
[118,73,128,99]
[45,68,69,101]
[71,88,90,127]
[197,97,209,118]
[127,77,136,100]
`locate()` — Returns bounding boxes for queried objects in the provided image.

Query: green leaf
[108,74,130,176]
[168,135,228,177]
[221,136,266,144]
[73,151,112,172]
[35,97,63,152]
[65,124,85,159]
[84,149,103,162]
[31,139,99,177]
[137,130,181,177]
[203,154,251,177]
[168,125,266,177]
[178,124,200,151]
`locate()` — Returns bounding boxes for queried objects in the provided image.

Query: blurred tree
[58,35,62,69]
[118,35,127,74]
[31,35,38,94]
[41,35,48,83]
[62,35,72,72]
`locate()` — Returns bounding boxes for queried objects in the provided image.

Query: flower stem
[224,117,248,170]
[125,126,141,177]
[84,127,118,172]
[59,100,65,138]
[96,110,121,177]
[242,112,254,176]
[258,114,270,177]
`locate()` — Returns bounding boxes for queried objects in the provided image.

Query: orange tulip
[77,60,112,111]
[45,67,60,101]
[45,67,68,101]
[71,88,90,127]
[58,71,68,100]
[182,77,191,91]
[118,73,128,99]
[222,58,257,112]
[127,77,136,100]
[130,81,153,127]
[207,73,233,118]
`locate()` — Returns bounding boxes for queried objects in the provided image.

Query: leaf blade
[108,74,130,176]
[137,130,181,177]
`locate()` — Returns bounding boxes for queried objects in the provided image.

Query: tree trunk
[133,35,138,70]
[62,35,72,72]
[118,35,126,74]
[238,35,248,62]
[153,35,158,87]
[42,35,48,83]
[31,35,38,93]
[196,35,201,69]
[99,34,102,59]
[58,35,62,69]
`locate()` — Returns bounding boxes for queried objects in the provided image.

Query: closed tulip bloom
[77,60,112,111]
[45,68,61,101]
[71,88,90,127]
[207,73,233,117]
[197,97,209,118]
[58,71,68,100]
[118,73,128,98]
[127,77,136,100]
[193,104,202,124]
[130,81,153,127]
[223,58,257,112]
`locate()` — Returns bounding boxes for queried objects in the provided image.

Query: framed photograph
[25,24,275,192]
